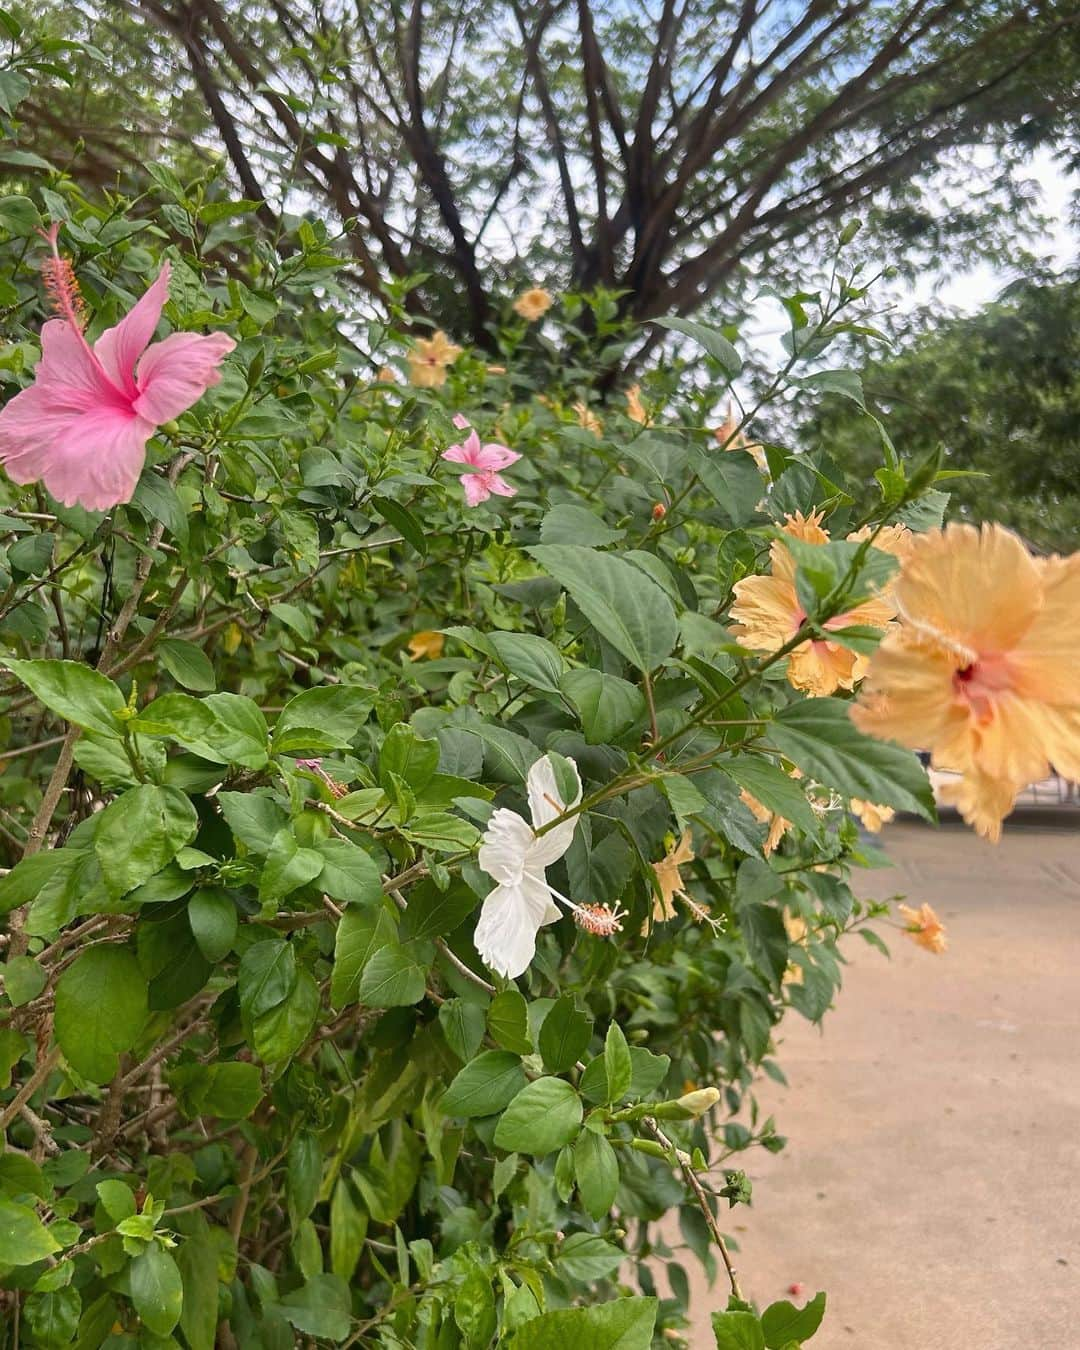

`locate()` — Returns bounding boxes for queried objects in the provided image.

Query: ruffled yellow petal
[895,523,1042,654]
[787,639,857,696]
[938,770,1019,843]
[729,573,799,651]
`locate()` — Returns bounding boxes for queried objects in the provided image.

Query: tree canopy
[9,0,1080,357]
[806,272,1080,551]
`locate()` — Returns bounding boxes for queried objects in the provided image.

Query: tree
[9,0,1080,358]
[806,272,1080,551]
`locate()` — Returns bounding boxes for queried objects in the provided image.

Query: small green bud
[652,1086,721,1119]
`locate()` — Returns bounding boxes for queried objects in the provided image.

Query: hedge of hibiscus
[1,124,1078,1350]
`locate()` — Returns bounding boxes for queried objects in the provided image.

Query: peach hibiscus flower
[407,630,445,661]
[739,789,791,856]
[898,902,947,953]
[513,288,553,322]
[407,330,462,388]
[849,798,895,832]
[852,523,1080,841]
[729,511,901,697]
[625,384,652,426]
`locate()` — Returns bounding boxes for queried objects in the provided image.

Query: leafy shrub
[0,48,953,1350]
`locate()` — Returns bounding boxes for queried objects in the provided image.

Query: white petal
[473,875,556,979]
[525,753,582,864]
[477,808,533,885]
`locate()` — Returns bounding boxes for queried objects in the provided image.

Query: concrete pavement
[680,819,1080,1348]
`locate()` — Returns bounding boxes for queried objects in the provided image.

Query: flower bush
[1,131,1077,1350]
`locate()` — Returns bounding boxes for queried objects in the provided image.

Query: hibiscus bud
[652,1086,721,1119]
[160,420,179,436]
[651,502,666,520]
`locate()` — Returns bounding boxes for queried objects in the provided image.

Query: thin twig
[643,1115,743,1302]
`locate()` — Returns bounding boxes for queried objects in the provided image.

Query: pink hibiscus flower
[441,428,520,507]
[0,227,235,511]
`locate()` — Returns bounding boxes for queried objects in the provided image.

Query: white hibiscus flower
[473,753,624,979]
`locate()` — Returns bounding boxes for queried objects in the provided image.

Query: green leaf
[188,888,237,962]
[24,1288,81,1345]
[441,1051,526,1118]
[509,1297,658,1348]
[768,698,934,820]
[93,785,199,899]
[331,907,396,1008]
[200,1062,263,1120]
[0,1195,60,1265]
[157,638,216,691]
[603,1022,633,1104]
[487,631,565,693]
[399,878,477,941]
[540,503,624,548]
[199,693,269,768]
[3,659,123,738]
[370,494,428,555]
[379,724,440,793]
[130,1244,184,1336]
[217,789,289,853]
[561,669,646,745]
[274,685,373,750]
[761,1292,827,1347]
[238,939,297,1021]
[529,545,678,673]
[316,837,383,907]
[574,1131,619,1220]
[694,448,764,527]
[129,691,220,745]
[0,850,73,917]
[454,1268,497,1345]
[258,828,325,906]
[2,955,46,1008]
[652,316,742,375]
[438,997,487,1061]
[711,1311,766,1350]
[357,942,427,1007]
[715,756,818,835]
[252,968,319,1063]
[279,1273,352,1339]
[54,946,148,1084]
[487,989,532,1054]
[401,811,480,851]
[558,1231,624,1281]
[794,368,865,408]
[177,1230,219,1350]
[538,994,593,1073]
[131,471,188,544]
[493,1077,583,1156]
[330,1178,368,1281]
[0,193,41,235]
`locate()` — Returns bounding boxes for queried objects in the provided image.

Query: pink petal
[4,403,152,511]
[32,319,123,410]
[476,441,520,470]
[486,472,517,498]
[441,442,470,464]
[133,330,236,425]
[462,472,491,506]
[94,264,172,397]
[452,412,471,430]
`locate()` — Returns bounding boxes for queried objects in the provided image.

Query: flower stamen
[524,871,626,938]
[39,224,86,332]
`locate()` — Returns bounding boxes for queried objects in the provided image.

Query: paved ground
[677,818,1080,1348]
